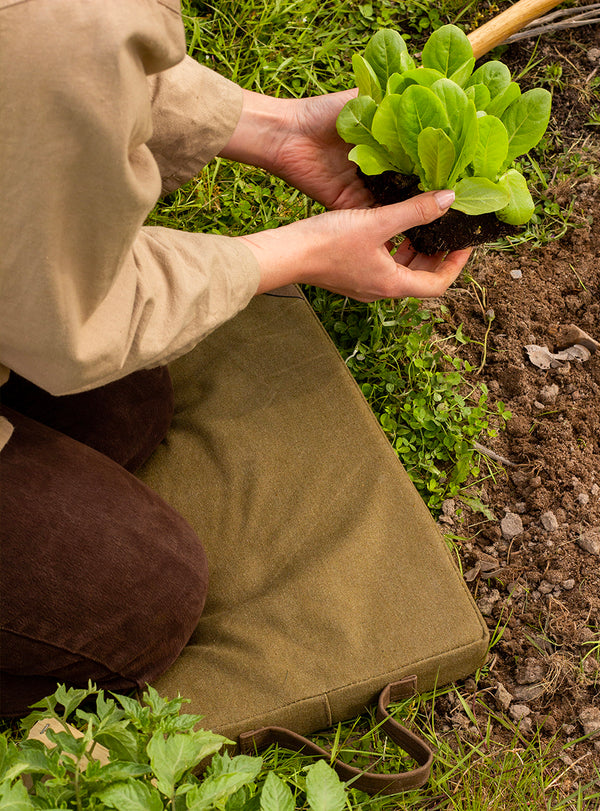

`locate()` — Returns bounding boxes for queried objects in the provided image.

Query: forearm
[218,89,295,172]
[236,190,469,302]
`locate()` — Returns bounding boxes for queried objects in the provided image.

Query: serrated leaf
[186,771,259,810]
[305,760,346,811]
[95,724,140,763]
[260,772,294,811]
[208,752,262,779]
[0,779,35,810]
[98,779,163,811]
[147,731,225,797]
[54,684,92,718]
[2,742,52,781]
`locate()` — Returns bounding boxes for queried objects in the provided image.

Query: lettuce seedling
[337,25,551,226]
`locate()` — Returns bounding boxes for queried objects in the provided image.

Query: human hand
[238,189,471,301]
[219,89,371,210]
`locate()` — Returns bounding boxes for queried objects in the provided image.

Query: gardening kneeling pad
[136,288,488,782]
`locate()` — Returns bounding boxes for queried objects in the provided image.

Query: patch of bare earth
[431,11,600,792]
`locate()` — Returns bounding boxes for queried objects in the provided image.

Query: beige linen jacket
[0,0,261,447]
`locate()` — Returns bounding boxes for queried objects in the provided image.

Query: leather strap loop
[238,676,433,796]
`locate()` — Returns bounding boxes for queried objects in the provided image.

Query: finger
[405,250,447,272]
[393,247,472,299]
[370,189,456,242]
[392,239,417,266]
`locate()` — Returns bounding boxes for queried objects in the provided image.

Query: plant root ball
[360,169,519,255]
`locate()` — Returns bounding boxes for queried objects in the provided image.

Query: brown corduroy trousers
[0,367,209,716]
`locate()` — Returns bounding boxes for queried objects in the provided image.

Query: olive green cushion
[137,288,488,741]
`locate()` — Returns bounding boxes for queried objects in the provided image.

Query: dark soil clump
[360,169,519,254]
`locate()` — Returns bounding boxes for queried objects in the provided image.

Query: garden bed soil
[422,15,600,790]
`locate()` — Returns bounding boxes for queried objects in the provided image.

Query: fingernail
[434,189,455,209]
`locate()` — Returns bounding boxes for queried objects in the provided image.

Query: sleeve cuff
[147,57,243,195]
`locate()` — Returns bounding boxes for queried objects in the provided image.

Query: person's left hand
[219,89,372,210]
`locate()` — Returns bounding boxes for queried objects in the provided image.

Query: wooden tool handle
[467,0,563,58]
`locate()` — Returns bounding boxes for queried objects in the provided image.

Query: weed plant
[307,292,510,509]
[3,683,599,811]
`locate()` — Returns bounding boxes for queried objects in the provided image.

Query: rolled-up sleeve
[0,0,260,396]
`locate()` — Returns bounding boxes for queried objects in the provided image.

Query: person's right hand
[238,189,471,302]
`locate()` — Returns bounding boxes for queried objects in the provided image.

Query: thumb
[372,189,455,242]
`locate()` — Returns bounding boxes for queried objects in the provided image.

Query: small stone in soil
[541,511,559,532]
[516,657,547,685]
[577,530,600,556]
[579,707,600,738]
[495,683,513,711]
[509,704,531,722]
[501,512,524,541]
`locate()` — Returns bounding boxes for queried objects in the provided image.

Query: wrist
[236,219,325,294]
[218,90,296,173]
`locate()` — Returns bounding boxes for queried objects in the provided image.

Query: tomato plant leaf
[98,779,163,811]
[147,730,225,797]
[305,760,346,811]
[260,771,295,811]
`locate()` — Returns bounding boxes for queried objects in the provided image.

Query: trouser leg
[0,366,174,472]
[0,371,207,716]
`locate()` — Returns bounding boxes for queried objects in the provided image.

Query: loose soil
[422,12,600,792]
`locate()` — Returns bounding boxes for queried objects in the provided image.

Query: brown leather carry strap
[238,676,433,796]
